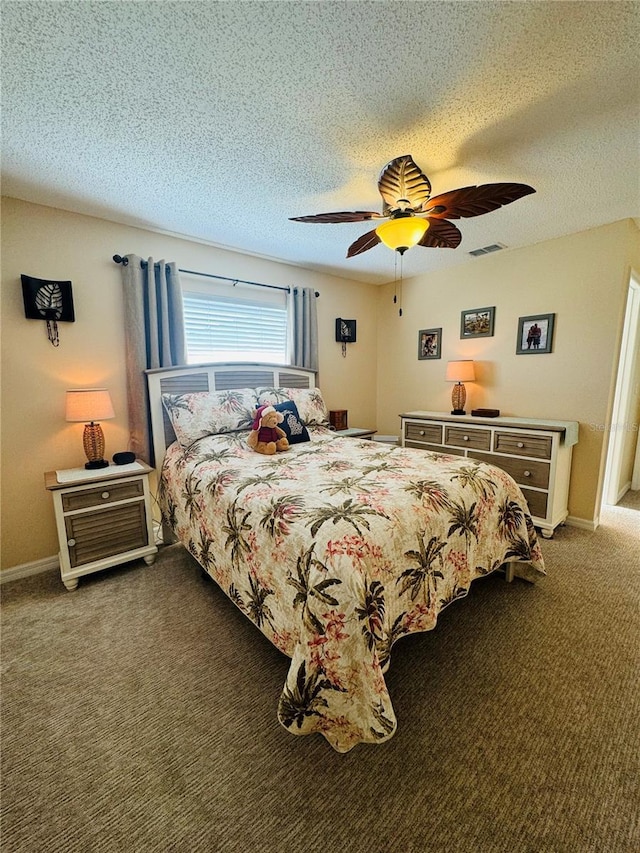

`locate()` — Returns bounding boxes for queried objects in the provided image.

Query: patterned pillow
[162,388,259,447]
[257,387,329,426]
[273,401,310,445]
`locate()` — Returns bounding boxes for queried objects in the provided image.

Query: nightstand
[45,461,157,591]
[335,428,377,440]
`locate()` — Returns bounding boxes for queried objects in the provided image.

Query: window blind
[183,291,288,364]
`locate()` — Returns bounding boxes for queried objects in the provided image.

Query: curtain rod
[112,255,319,297]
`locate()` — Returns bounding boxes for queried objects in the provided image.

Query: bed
[146,362,545,752]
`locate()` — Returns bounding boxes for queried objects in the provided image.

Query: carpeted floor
[1,496,639,853]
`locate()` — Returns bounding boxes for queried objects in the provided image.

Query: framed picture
[418,328,442,360]
[516,313,555,354]
[460,306,495,338]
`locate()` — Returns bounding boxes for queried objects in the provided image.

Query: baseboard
[1,555,59,584]
[565,515,600,533]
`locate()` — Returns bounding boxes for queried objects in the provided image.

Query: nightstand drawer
[494,432,552,459]
[470,451,550,489]
[445,426,491,451]
[62,479,144,511]
[64,502,149,567]
[404,422,443,444]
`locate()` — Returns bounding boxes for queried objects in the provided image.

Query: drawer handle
[101,491,110,500]
[463,435,469,442]
[523,470,532,478]
[67,538,76,547]
[517,442,525,448]
[419,430,425,435]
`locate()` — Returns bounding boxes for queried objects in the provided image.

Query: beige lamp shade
[65,388,115,423]
[445,360,476,382]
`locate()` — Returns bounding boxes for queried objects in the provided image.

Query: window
[182,278,288,365]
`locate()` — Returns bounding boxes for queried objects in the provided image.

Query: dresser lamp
[445,360,476,415]
[65,388,115,469]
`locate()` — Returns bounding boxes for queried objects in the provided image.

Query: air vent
[469,243,506,257]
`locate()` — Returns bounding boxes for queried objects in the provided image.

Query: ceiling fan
[290,155,535,257]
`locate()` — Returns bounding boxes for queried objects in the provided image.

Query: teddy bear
[247,404,290,455]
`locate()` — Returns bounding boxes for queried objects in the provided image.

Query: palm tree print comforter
[159,427,545,752]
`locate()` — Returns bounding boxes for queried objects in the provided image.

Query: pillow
[162,388,259,447]
[257,387,329,426]
[273,400,310,445]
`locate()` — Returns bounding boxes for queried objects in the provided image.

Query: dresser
[45,461,157,590]
[400,411,579,538]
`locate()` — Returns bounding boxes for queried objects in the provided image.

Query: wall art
[418,327,442,360]
[461,306,495,338]
[22,275,75,346]
[516,313,555,354]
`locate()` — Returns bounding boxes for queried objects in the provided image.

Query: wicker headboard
[145,362,317,468]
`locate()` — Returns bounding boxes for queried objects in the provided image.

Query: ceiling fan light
[376,217,429,252]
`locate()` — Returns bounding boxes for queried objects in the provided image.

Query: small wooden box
[471,408,501,418]
[329,410,348,431]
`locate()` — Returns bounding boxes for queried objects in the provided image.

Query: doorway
[602,273,640,508]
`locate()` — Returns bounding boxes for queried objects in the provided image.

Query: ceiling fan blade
[346,228,382,258]
[424,183,535,219]
[418,219,462,249]
[290,211,383,224]
[378,155,432,214]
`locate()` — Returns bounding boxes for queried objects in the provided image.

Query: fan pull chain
[393,253,397,307]
[392,253,403,316]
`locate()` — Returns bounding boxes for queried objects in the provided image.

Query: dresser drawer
[495,431,552,459]
[404,422,443,444]
[405,441,465,456]
[520,488,548,519]
[62,479,145,511]
[470,451,550,489]
[445,426,491,451]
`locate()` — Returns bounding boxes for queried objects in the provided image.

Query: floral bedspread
[159,427,544,752]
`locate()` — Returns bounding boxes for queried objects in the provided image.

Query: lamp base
[451,382,467,416]
[85,459,109,470]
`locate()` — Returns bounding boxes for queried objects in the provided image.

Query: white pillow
[256,387,329,426]
[162,388,259,447]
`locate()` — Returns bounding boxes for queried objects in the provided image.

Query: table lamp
[65,388,115,469]
[445,360,476,415]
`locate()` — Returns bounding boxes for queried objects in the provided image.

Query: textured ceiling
[2,1,639,284]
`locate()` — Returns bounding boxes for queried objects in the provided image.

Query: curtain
[290,286,318,373]
[120,255,186,463]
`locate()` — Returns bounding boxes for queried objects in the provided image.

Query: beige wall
[376,219,640,525]
[1,198,378,571]
[2,197,638,572]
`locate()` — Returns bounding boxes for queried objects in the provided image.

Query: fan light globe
[376,217,429,252]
